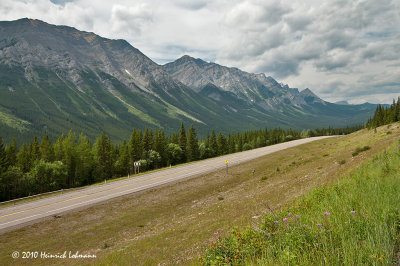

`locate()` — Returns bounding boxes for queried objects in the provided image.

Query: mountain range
[0,18,377,143]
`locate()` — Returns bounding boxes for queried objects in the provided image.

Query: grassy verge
[201,140,400,265]
[0,123,399,265]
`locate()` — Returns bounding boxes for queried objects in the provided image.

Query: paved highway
[0,136,333,233]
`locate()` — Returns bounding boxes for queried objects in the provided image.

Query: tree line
[0,123,361,201]
[365,97,400,128]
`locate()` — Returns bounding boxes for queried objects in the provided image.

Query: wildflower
[378,256,383,261]
[316,243,319,246]
[351,210,356,214]
[283,218,288,222]
[324,211,330,216]
[295,215,300,219]
[213,232,219,236]
[274,220,279,224]
[370,254,376,258]
[287,213,292,217]
[317,223,322,227]
[308,226,312,229]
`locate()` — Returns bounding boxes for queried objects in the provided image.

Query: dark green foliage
[179,122,187,163]
[0,138,7,174]
[366,97,400,128]
[5,137,17,168]
[93,131,113,181]
[352,146,371,157]
[39,134,54,162]
[186,124,199,162]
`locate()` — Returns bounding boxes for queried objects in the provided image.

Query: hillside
[0,123,398,265]
[0,18,377,143]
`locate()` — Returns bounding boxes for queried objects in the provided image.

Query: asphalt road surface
[0,136,333,233]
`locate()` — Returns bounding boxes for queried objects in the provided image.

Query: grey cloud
[172,0,210,10]
[110,4,153,36]
[50,0,74,6]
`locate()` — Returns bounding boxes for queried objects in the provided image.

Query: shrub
[352,146,371,156]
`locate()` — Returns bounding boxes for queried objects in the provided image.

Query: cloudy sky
[1,0,399,104]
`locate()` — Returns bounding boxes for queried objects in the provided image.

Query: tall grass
[201,142,400,265]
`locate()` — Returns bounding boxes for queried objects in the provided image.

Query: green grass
[201,142,400,265]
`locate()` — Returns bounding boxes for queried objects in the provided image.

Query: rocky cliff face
[163,55,325,111]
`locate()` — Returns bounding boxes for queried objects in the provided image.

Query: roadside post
[225,159,229,174]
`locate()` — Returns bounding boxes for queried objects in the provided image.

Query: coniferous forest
[366,97,400,128]
[0,123,363,202]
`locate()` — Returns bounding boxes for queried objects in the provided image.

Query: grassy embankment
[202,133,400,265]
[0,123,399,265]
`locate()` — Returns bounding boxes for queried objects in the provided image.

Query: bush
[352,146,371,156]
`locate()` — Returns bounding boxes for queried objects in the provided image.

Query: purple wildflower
[308,226,312,229]
[287,213,292,217]
[295,215,300,219]
[351,210,356,214]
[213,232,219,236]
[283,218,288,222]
[324,211,330,216]
[317,223,322,227]
[274,220,279,224]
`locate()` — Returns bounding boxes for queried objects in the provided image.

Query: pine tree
[209,130,218,156]
[186,124,199,162]
[17,143,30,172]
[0,138,8,174]
[129,129,143,171]
[39,134,54,162]
[217,133,227,155]
[5,137,17,168]
[93,131,112,181]
[28,136,40,163]
[62,131,77,187]
[153,129,167,166]
[143,128,153,153]
[178,122,187,162]
[75,134,94,185]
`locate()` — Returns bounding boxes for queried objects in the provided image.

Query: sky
[1,0,399,104]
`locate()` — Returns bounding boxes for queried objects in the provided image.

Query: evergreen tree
[129,129,143,172]
[93,131,113,181]
[53,135,64,161]
[5,137,17,168]
[186,124,199,162]
[143,128,153,153]
[17,143,30,172]
[178,122,187,162]
[153,129,167,166]
[39,134,54,162]
[116,140,130,176]
[217,133,227,155]
[0,138,8,174]
[209,130,218,156]
[75,134,94,185]
[62,131,77,187]
[28,136,40,163]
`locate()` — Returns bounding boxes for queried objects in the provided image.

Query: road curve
[0,136,334,233]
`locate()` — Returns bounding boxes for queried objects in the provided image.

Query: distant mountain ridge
[0,18,377,143]
[164,55,326,111]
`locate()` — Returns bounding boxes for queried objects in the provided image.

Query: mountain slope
[0,19,377,143]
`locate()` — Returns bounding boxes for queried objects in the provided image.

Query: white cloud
[0,0,399,103]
